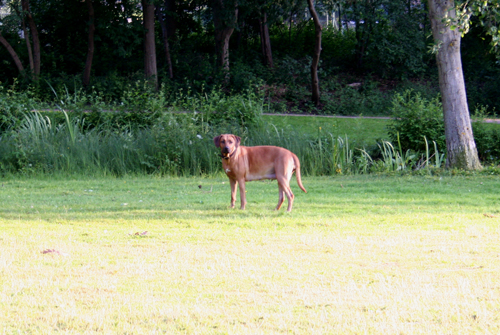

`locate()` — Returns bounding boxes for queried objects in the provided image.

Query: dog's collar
[221,151,235,160]
[221,147,237,160]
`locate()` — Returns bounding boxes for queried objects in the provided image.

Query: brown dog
[214,134,306,212]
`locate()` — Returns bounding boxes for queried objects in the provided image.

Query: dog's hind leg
[277,177,294,212]
[285,187,295,212]
[276,187,285,211]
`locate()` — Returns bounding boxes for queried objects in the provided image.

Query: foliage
[0,80,44,131]
[0,111,218,176]
[344,0,429,77]
[471,106,500,164]
[1,81,500,177]
[461,24,500,113]
[386,89,500,164]
[321,79,393,116]
[452,0,500,54]
[0,105,454,177]
[387,90,446,153]
[172,86,265,128]
[0,0,498,116]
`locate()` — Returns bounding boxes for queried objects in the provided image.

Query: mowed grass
[1,174,500,334]
[263,115,390,145]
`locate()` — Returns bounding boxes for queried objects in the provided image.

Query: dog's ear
[213,135,221,147]
[234,136,241,146]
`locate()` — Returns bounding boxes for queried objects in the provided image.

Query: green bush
[0,81,44,132]
[473,124,500,163]
[471,107,500,164]
[321,80,392,116]
[387,90,445,153]
[387,91,500,164]
[173,86,265,128]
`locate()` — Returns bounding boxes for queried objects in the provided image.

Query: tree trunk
[259,12,273,68]
[21,0,40,80]
[307,0,322,106]
[353,1,363,69]
[83,0,95,88]
[156,4,173,79]
[13,6,33,78]
[20,12,34,79]
[0,32,25,76]
[212,0,238,81]
[427,0,482,170]
[142,0,158,90]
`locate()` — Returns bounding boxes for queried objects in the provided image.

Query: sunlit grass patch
[1,175,500,333]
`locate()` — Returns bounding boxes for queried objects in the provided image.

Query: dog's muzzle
[221,147,233,159]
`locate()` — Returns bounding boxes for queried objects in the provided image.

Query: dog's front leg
[238,178,247,210]
[229,179,237,208]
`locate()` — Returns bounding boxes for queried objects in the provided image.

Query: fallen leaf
[129,231,148,236]
[41,249,68,256]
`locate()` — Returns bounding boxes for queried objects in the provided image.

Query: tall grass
[0,111,448,176]
[0,112,220,176]
[1,92,455,177]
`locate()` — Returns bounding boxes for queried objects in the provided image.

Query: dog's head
[214,134,241,159]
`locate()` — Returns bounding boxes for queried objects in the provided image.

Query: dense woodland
[0,0,499,115]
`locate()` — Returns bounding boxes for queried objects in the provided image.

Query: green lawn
[263,114,391,146]
[1,175,500,333]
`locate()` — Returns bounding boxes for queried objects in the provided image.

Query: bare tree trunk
[0,32,25,76]
[142,0,158,90]
[212,0,238,81]
[156,4,173,79]
[83,0,95,88]
[259,12,273,68]
[21,0,40,80]
[22,19,34,80]
[307,0,322,106]
[13,6,33,78]
[16,8,34,79]
[427,0,481,170]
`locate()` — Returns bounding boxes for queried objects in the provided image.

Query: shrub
[0,81,44,132]
[387,91,500,164]
[321,80,392,116]
[471,106,500,164]
[173,86,265,128]
[386,90,445,153]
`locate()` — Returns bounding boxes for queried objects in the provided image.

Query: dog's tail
[293,154,307,193]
